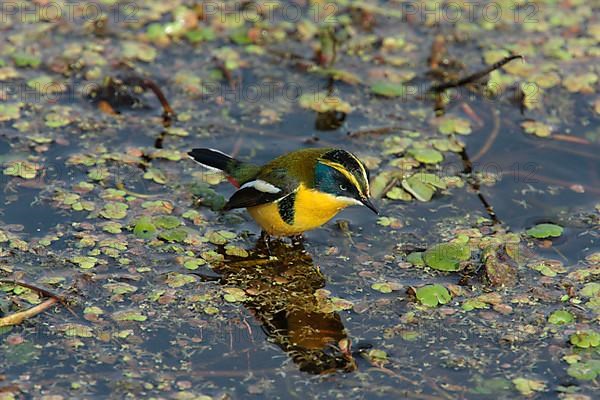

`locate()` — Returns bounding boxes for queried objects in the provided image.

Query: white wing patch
[240,179,282,193]
[207,148,232,157]
[187,155,222,172]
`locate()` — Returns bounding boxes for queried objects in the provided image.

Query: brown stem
[460,149,501,224]
[0,279,66,303]
[472,108,501,162]
[348,126,415,138]
[0,298,58,327]
[140,78,175,120]
[430,55,523,93]
[428,34,446,70]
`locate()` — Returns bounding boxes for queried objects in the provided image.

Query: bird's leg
[259,230,272,257]
[290,234,305,251]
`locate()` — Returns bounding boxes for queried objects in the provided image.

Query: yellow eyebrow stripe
[318,160,365,196]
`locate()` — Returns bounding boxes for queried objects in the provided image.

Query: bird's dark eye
[339,184,347,191]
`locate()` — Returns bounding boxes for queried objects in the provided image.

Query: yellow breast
[247,185,351,236]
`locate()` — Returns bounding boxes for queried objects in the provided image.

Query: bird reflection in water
[212,238,356,374]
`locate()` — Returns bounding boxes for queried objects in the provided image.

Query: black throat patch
[277,192,296,225]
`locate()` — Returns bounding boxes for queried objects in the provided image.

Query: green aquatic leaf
[165,273,197,288]
[102,222,122,234]
[423,242,471,271]
[44,110,72,128]
[83,306,104,315]
[402,175,435,202]
[225,245,249,257]
[567,360,600,380]
[438,116,472,135]
[580,282,600,297]
[462,299,489,311]
[12,52,41,68]
[371,282,393,293]
[100,202,128,219]
[143,168,167,184]
[3,160,38,179]
[521,121,552,138]
[60,323,93,338]
[526,223,563,238]
[570,330,600,348]
[299,92,352,113]
[416,284,451,307]
[133,216,157,239]
[366,349,388,365]
[103,282,137,295]
[71,256,98,269]
[0,103,22,122]
[530,260,565,277]
[548,310,575,325]
[408,148,444,164]
[112,309,147,322]
[401,173,446,202]
[223,287,247,302]
[370,81,406,97]
[88,167,110,181]
[385,187,412,201]
[159,228,188,242]
[512,377,546,396]
[122,41,157,62]
[185,27,216,43]
[406,252,425,266]
[153,215,181,229]
[183,258,207,270]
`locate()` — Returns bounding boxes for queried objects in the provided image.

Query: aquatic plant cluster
[0,1,598,399]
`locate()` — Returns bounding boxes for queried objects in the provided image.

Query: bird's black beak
[361,197,379,215]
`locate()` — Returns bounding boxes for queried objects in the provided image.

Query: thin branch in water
[121,76,176,122]
[0,298,58,327]
[428,34,446,70]
[460,149,501,225]
[472,108,501,162]
[429,55,523,93]
[549,134,591,145]
[348,126,415,138]
[0,279,66,303]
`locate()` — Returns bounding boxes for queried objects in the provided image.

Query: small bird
[188,147,378,236]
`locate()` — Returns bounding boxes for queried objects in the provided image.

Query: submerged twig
[0,279,66,303]
[0,298,58,327]
[460,149,501,224]
[121,76,176,121]
[428,34,446,70]
[348,126,415,138]
[472,108,501,162]
[429,55,523,93]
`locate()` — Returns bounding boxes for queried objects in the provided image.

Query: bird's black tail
[188,148,236,172]
[188,148,260,186]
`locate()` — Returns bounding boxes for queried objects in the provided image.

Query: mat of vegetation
[0,1,598,399]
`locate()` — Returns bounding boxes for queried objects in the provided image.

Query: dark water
[1,1,599,399]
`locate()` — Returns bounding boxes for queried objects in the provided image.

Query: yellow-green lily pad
[423,242,471,271]
[408,148,444,164]
[71,256,98,269]
[548,310,574,325]
[133,216,157,239]
[526,223,563,238]
[112,309,147,322]
[299,92,352,113]
[370,81,406,97]
[416,284,451,307]
[3,160,38,180]
[60,323,93,338]
[570,330,600,348]
[100,202,128,219]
